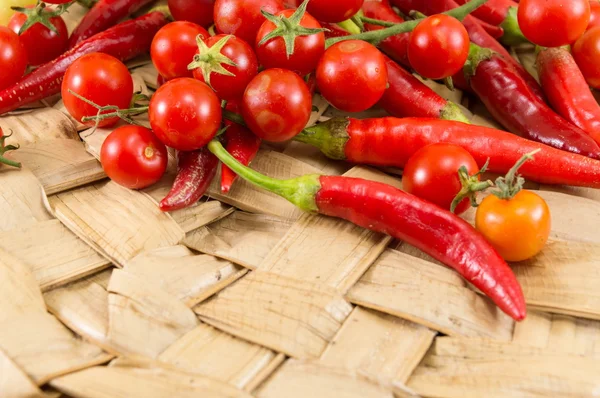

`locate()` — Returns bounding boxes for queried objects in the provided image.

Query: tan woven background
[1,4,600,397]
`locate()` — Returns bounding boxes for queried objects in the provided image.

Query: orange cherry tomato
[475,190,551,262]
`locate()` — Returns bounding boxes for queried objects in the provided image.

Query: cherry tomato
[191,34,258,101]
[168,0,215,28]
[8,8,68,66]
[407,15,469,80]
[316,40,387,112]
[476,190,551,262]
[62,53,133,128]
[100,125,168,190]
[255,8,325,76]
[241,68,312,142]
[588,0,600,30]
[214,0,284,43]
[150,21,209,80]
[0,27,27,91]
[518,0,590,47]
[149,78,222,151]
[573,27,600,89]
[306,0,364,23]
[402,144,479,215]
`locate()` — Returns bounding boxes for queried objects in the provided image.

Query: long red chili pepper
[536,47,600,146]
[0,12,168,116]
[454,0,526,45]
[68,0,156,49]
[207,139,526,321]
[379,56,470,122]
[221,124,261,193]
[388,0,543,99]
[159,147,219,212]
[293,116,600,188]
[466,44,600,159]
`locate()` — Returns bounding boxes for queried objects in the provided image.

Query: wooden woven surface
[2,4,600,397]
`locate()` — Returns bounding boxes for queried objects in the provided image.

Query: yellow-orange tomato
[475,190,551,262]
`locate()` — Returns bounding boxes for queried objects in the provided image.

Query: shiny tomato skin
[316,40,387,112]
[149,78,222,151]
[408,15,469,80]
[402,144,479,215]
[306,0,364,23]
[192,34,258,101]
[573,27,600,89]
[61,53,133,128]
[255,9,325,76]
[241,68,312,142]
[476,190,551,262]
[150,21,209,80]
[8,8,68,66]
[518,0,590,47]
[214,0,284,43]
[0,26,27,90]
[100,125,168,190]
[169,0,215,28]
[588,0,600,30]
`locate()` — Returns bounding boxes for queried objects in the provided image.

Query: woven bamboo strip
[0,348,60,398]
[347,249,515,340]
[0,108,79,145]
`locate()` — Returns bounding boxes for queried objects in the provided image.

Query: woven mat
[2,4,600,397]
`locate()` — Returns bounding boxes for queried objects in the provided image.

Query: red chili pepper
[379,56,470,123]
[536,47,600,146]
[221,124,261,193]
[293,116,600,188]
[207,139,526,321]
[466,45,600,159]
[389,0,543,98]
[0,128,21,168]
[453,0,526,45]
[159,147,219,212]
[0,12,167,116]
[472,15,504,39]
[68,0,156,49]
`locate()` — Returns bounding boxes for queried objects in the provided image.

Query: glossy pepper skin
[208,140,526,321]
[221,124,261,193]
[389,0,543,99]
[362,0,411,67]
[537,47,600,146]
[468,49,600,159]
[315,175,525,321]
[294,117,600,188]
[379,56,470,123]
[0,12,168,116]
[68,0,155,49]
[159,147,219,212]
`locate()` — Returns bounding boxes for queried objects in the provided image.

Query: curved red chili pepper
[68,0,156,49]
[472,16,504,39]
[159,147,219,212]
[221,124,261,193]
[0,12,168,116]
[294,116,600,188]
[207,140,526,321]
[537,47,600,146]
[454,0,514,25]
[467,48,600,159]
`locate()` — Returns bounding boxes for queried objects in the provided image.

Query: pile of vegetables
[2,0,600,321]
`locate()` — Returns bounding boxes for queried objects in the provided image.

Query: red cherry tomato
[8,8,68,66]
[149,78,222,151]
[408,15,469,80]
[241,68,312,142]
[168,0,215,28]
[191,34,258,101]
[306,0,364,23]
[61,53,133,128]
[573,27,600,89]
[150,21,209,80]
[316,40,388,112]
[214,0,284,43]
[518,0,590,47]
[255,8,325,76]
[100,125,168,190]
[402,144,480,215]
[0,26,27,91]
[589,0,600,30]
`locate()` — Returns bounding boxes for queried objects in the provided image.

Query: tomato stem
[12,0,74,35]
[450,159,493,213]
[492,149,541,200]
[187,35,238,91]
[359,16,395,28]
[222,109,246,126]
[67,90,149,129]
[325,0,490,47]
[0,131,22,168]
